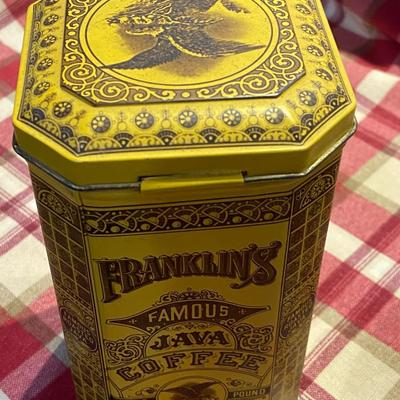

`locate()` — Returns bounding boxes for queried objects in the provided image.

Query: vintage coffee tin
[13,0,356,399]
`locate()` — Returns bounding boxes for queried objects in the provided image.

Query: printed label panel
[89,222,289,399]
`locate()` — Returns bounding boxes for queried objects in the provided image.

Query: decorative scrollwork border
[61,0,304,104]
[17,0,352,155]
[82,194,292,235]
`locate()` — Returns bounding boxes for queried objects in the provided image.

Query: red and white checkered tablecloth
[1,0,400,399]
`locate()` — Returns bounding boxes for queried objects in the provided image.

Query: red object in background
[323,0,400,44]
[322,0,345,26]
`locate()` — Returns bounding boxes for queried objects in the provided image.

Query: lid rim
[13,118,357,191]
[13,0,357,187]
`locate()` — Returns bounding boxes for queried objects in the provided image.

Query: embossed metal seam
[12,118,356,191]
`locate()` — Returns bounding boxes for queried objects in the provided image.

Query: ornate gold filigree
[104,334,147,366]
[233,323,274,353]
[82,195,291,235]
[61,0,303,104]
[17,0,351,154]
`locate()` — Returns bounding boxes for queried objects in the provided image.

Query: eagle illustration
[103,0,264,69]
[163,381,218,400]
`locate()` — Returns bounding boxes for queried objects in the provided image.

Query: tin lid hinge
[139,172,245,192]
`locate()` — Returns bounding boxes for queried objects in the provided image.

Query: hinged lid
[13,0,356,187]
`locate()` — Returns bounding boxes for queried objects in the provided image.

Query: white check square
[0,92,15,122]
[361,252,397,284]
[0,163,27,195]
[316,340,399,400]
[0,215,19,238]
[0,235,50,297]
[0,389,10,400]
[0,20,24,53]
[325,223,363,261]
[306,316,334,357]
[363,157,400,203]
[357,70,399,104]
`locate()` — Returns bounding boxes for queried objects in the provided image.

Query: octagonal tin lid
[13,0,356,188]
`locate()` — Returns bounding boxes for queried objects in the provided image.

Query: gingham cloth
[0,0,400,399]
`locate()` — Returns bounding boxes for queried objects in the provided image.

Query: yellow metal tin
[13,0,355,187]
[13,1,356,399]
[28,151,343,400]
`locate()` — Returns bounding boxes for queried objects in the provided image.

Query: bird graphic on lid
[103,0,264,70]
[162,381,218,400]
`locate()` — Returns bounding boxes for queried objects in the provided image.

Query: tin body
[13,0,356,398]
[28,150,341,400]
